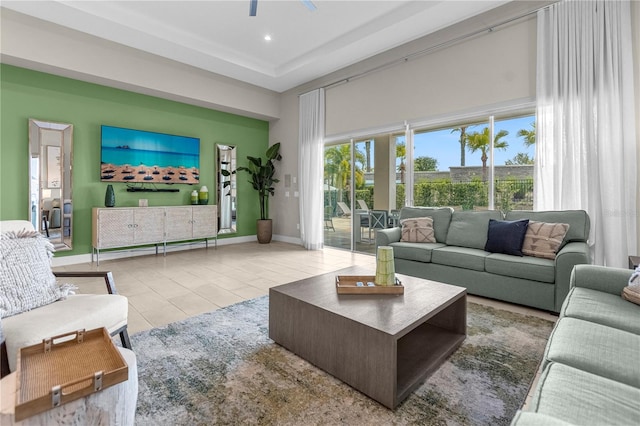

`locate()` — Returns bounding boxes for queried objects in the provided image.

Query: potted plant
[223,142,282,243]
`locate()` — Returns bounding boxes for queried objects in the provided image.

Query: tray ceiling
[2,1,509,92]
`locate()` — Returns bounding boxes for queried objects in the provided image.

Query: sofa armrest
[376,227,401,247]
[553,242,591,312]
[53,271,118,295]
[570,264,633,295]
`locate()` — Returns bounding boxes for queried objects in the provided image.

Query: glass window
[409,114,535,211]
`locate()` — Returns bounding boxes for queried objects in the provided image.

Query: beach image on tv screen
[100,125,200,184]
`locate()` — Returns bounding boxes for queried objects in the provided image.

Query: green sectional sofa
[511,264,640,425]
[376,207,591,313]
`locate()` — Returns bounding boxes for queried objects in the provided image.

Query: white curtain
[535,0,637,267]
[298,88,325,250]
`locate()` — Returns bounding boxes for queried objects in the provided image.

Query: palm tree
[324,145,365,204]
[505,153,534,165]
[451,126,467,166]
[396,142,406,183]
[465,127,509,181]
[364,140,372,172]
[517,122,536,147]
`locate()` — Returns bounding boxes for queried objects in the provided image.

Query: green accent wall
[0,64,268,256]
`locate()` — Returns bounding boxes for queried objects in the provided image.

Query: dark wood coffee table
[269,266,466,409]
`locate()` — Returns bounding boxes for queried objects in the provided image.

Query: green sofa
[511,265,640,425]
[376,207,591,313]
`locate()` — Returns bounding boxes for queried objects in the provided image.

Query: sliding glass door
[324,134,399,254]
[324,142,352,251]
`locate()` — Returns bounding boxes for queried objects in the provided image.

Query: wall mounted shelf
[125,186,179,193]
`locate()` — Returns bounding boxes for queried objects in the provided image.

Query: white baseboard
[272,234,302,245]
[51,234,280,267]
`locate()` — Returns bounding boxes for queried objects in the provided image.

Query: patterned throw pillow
[0,230,74,318]
[521,221,570,260]
[400,217,436,243]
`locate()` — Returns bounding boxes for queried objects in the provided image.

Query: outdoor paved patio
[324,216,379,255]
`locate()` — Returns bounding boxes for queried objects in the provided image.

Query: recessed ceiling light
[264,35,272,41]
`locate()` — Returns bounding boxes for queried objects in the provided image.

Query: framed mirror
[217,144,236,235]
[29,119,73,251]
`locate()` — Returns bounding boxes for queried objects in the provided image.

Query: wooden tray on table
[15,327,128,421]
[335,275,404,295]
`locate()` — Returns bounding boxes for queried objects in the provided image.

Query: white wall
[0,9,280,121]
[325,18,536,136]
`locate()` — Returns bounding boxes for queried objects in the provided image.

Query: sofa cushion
[485,253,555,283]
[389,242,445,263]
[2,293,129,372]
[431,246,489,272]
[400,217,436,243]
[0,231,74,318]
[511,411,577,426]
[505,210,589,245]
[521,221,570,260]
[561,287,640,334]
[543,317,640,388]
[529,362,640,426]
[445,210,503,250]
[484,219,529,256]
[398,207,453,243]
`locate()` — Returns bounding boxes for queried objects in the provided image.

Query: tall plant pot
[256,219,272,244]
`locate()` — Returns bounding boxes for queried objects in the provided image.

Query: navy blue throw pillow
[484,219,530,256]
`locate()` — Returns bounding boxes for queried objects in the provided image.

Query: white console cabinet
[92,205,217,264]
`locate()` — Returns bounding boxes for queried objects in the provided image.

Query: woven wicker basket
[15,328,128,421]
[622,286,640,305]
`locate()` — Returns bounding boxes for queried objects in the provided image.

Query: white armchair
[0,220,131,377]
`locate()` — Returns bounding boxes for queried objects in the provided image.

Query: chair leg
[119,328,132,349]
[1,341,10,378]
[111,325,132,349]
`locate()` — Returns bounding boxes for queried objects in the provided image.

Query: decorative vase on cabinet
[198,186,209,205]
[105,184,115,208]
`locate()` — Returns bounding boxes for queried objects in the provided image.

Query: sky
[102,125,200,154]
[406,115,535,170]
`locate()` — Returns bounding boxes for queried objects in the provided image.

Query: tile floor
[53,241,379,334]
[53,240,556,408]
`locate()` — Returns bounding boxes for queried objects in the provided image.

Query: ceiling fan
[249,0,317,17]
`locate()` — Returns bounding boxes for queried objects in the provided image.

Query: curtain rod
[302,5,549,95]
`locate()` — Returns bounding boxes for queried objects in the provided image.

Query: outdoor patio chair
[337,202,352,218]
[357,199,369,210]
[388,209,401,227]
[324,206,335,231]
[360,210,388,243]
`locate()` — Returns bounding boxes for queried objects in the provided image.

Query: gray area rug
[132,296,554,425]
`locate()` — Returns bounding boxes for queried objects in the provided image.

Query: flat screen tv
[100,125,200,184]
